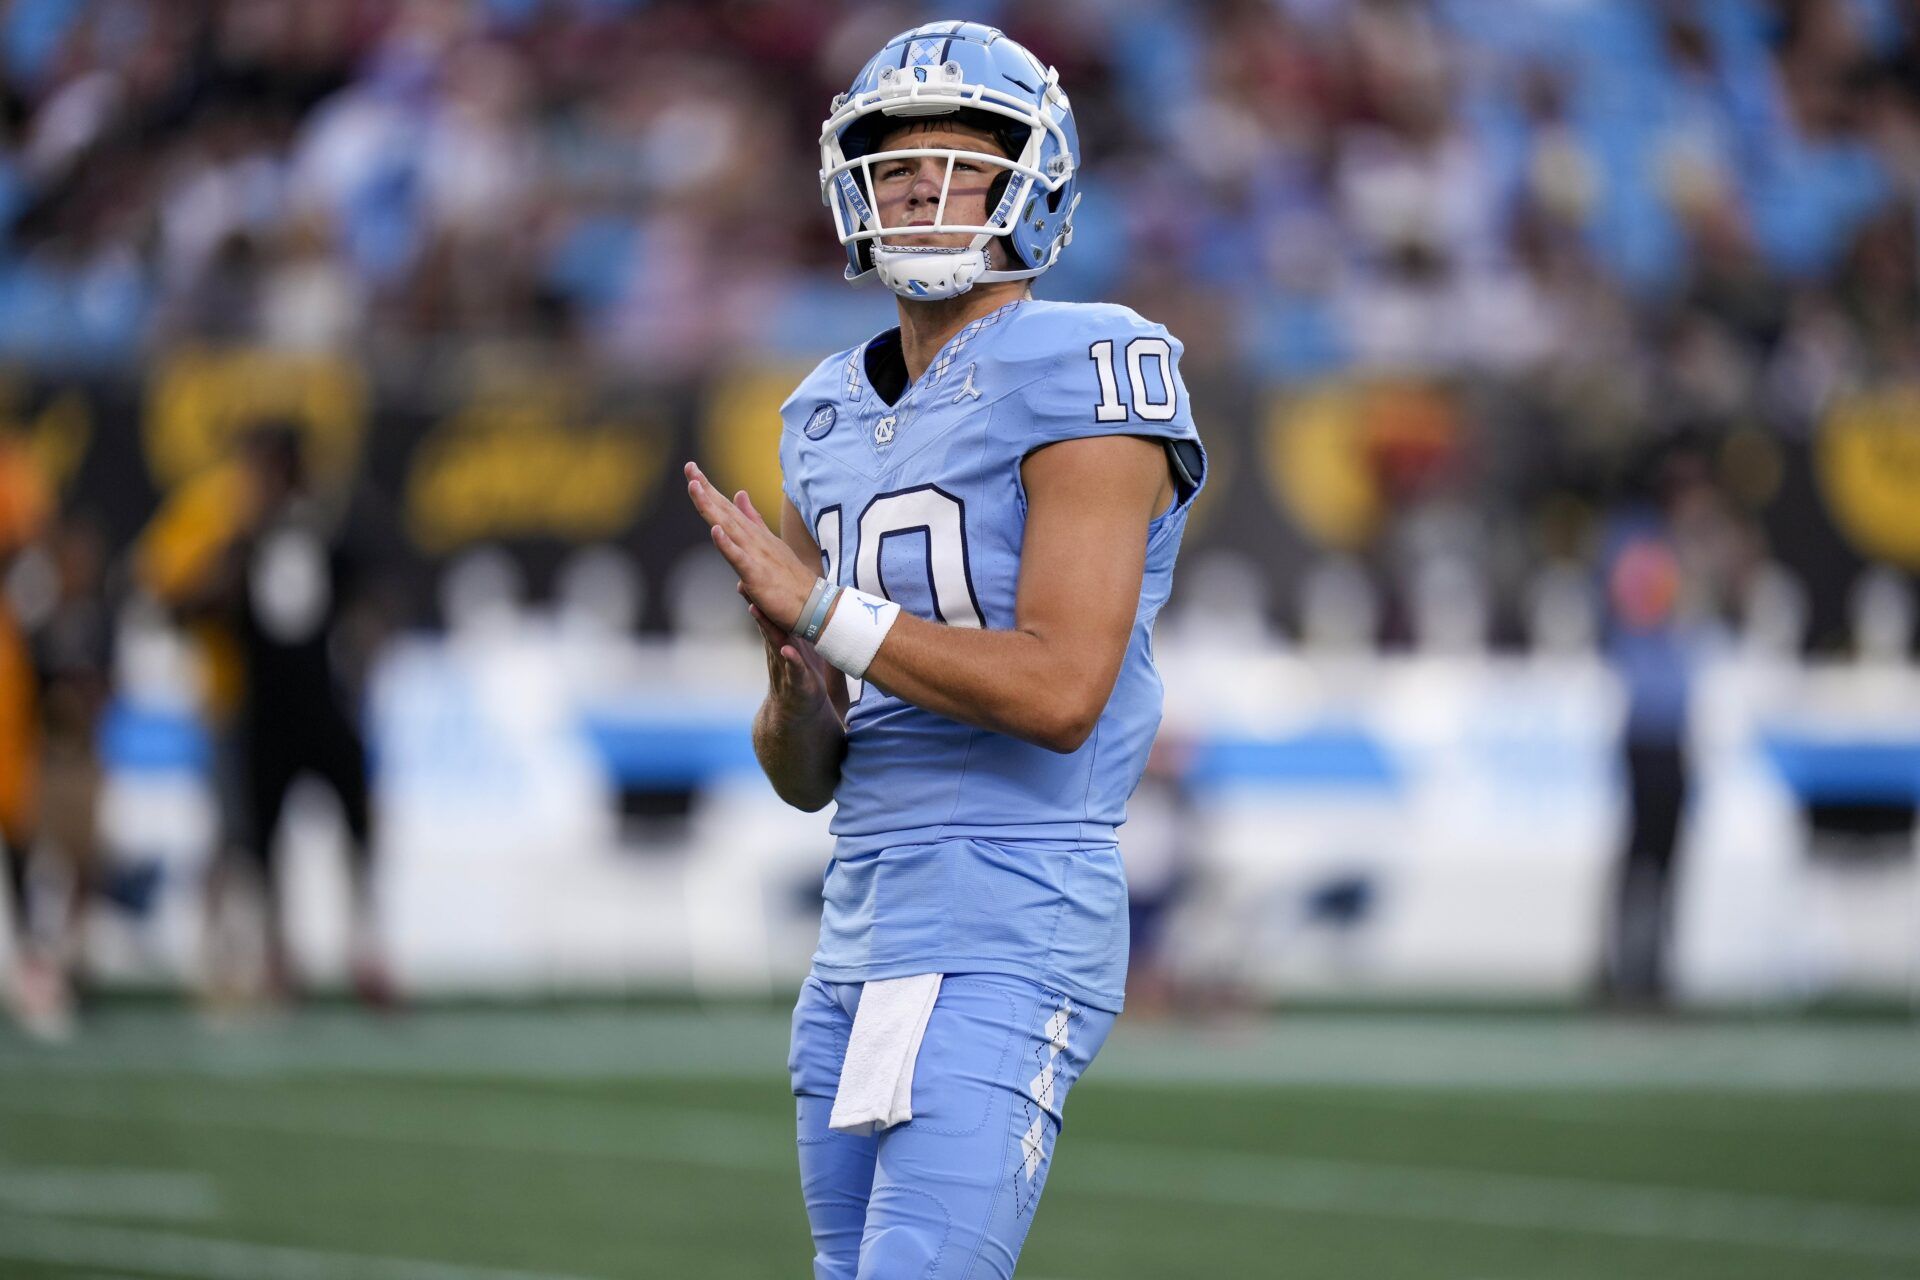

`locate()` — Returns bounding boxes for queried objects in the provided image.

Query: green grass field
[1,1004,1917,1279]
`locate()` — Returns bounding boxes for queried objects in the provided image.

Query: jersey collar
[861,299,1025,409]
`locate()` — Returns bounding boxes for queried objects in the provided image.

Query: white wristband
[815,587,899,679]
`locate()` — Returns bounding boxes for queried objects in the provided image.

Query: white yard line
[1250,1087,1920,1139]
[1095,1017,1920,1093]
[1070,1140,1920,1263]
[0,1215,612,1280]
[0,1167,220,1222]
[3,1009,1919,1091]
[0,1087,790,1172]
[4,1087,1919,1262]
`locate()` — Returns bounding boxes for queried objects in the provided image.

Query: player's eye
[880,163,912,180]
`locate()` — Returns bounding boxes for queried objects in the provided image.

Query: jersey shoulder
[995,300,1178,368]
[990,301,1196,449]
[779,340,868,429]
[778,336,880,512]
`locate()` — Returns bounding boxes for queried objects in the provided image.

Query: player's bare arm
[686,434,1172,753]
[739,492,847,810]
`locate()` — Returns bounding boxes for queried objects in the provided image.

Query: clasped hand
[684,461,837,716]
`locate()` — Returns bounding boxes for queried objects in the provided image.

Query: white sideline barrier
[63,630,1920,1003]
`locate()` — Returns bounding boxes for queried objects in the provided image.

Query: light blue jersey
[779,299,1206,1012]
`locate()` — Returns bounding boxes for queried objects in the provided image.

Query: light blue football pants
[788,972,1116,1280]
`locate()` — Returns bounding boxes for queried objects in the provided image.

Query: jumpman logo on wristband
[862,599,890,623]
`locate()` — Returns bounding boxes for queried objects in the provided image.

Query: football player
[684,21,1205,1278]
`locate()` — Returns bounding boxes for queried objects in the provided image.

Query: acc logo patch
[804,403,837,440]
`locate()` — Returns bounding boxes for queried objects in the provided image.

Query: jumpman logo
[862,599,888,623]
[951,363,981,402]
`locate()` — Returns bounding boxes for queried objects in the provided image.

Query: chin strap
[867,192,1076,301]
[871,244,990,300]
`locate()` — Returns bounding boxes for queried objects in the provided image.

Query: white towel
[828,974,943,1136]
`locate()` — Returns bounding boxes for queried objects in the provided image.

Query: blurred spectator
[137,421,391,1010]
[1597,441,1749,1006]
[1121,734,1197,1015]
[227,424,390,1008]
[0,417,58,1036]
[0,511,112,1038]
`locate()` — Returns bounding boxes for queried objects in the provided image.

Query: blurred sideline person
[9,516,115,1040]
[686,23,1206,1277]
[0,421,60,1035]
[138,423,391,1011]
[1598,446,1733,1007]
[1120,734,1197,1016]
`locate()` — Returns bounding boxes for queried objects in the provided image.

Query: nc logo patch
[874,414,897,446]
[805,404,836,440]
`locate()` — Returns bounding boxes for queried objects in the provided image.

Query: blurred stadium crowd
[0,0,1913,642]
[0,0,1912,376]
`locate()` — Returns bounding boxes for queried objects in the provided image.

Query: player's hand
[744,593,835,718]
[683,461,813,631]
[718,488,833,715]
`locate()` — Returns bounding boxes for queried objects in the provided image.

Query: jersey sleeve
[777,412,806,518]
[998,303,1207,512]
[1005,303,1201,452]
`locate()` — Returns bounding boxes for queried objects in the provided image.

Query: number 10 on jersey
[1089,337,1177,423]
[815,486,983,704]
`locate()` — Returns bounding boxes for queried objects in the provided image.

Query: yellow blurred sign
[1262,380,1461,550]
[405,381,668,553]
[701,364,812,518]
[0,380,91,500]
[1262,384,1380,550]
[1817,385,1920,568]
[144,347,367,490]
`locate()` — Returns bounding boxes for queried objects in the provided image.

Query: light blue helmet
[820,21,1081,301]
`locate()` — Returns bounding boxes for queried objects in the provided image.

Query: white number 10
[816,486,982,705]
[1090,337,1177,423]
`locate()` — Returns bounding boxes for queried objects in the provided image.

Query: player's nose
[906,160,944,202]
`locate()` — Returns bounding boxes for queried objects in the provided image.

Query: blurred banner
[3,348,1913,641]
